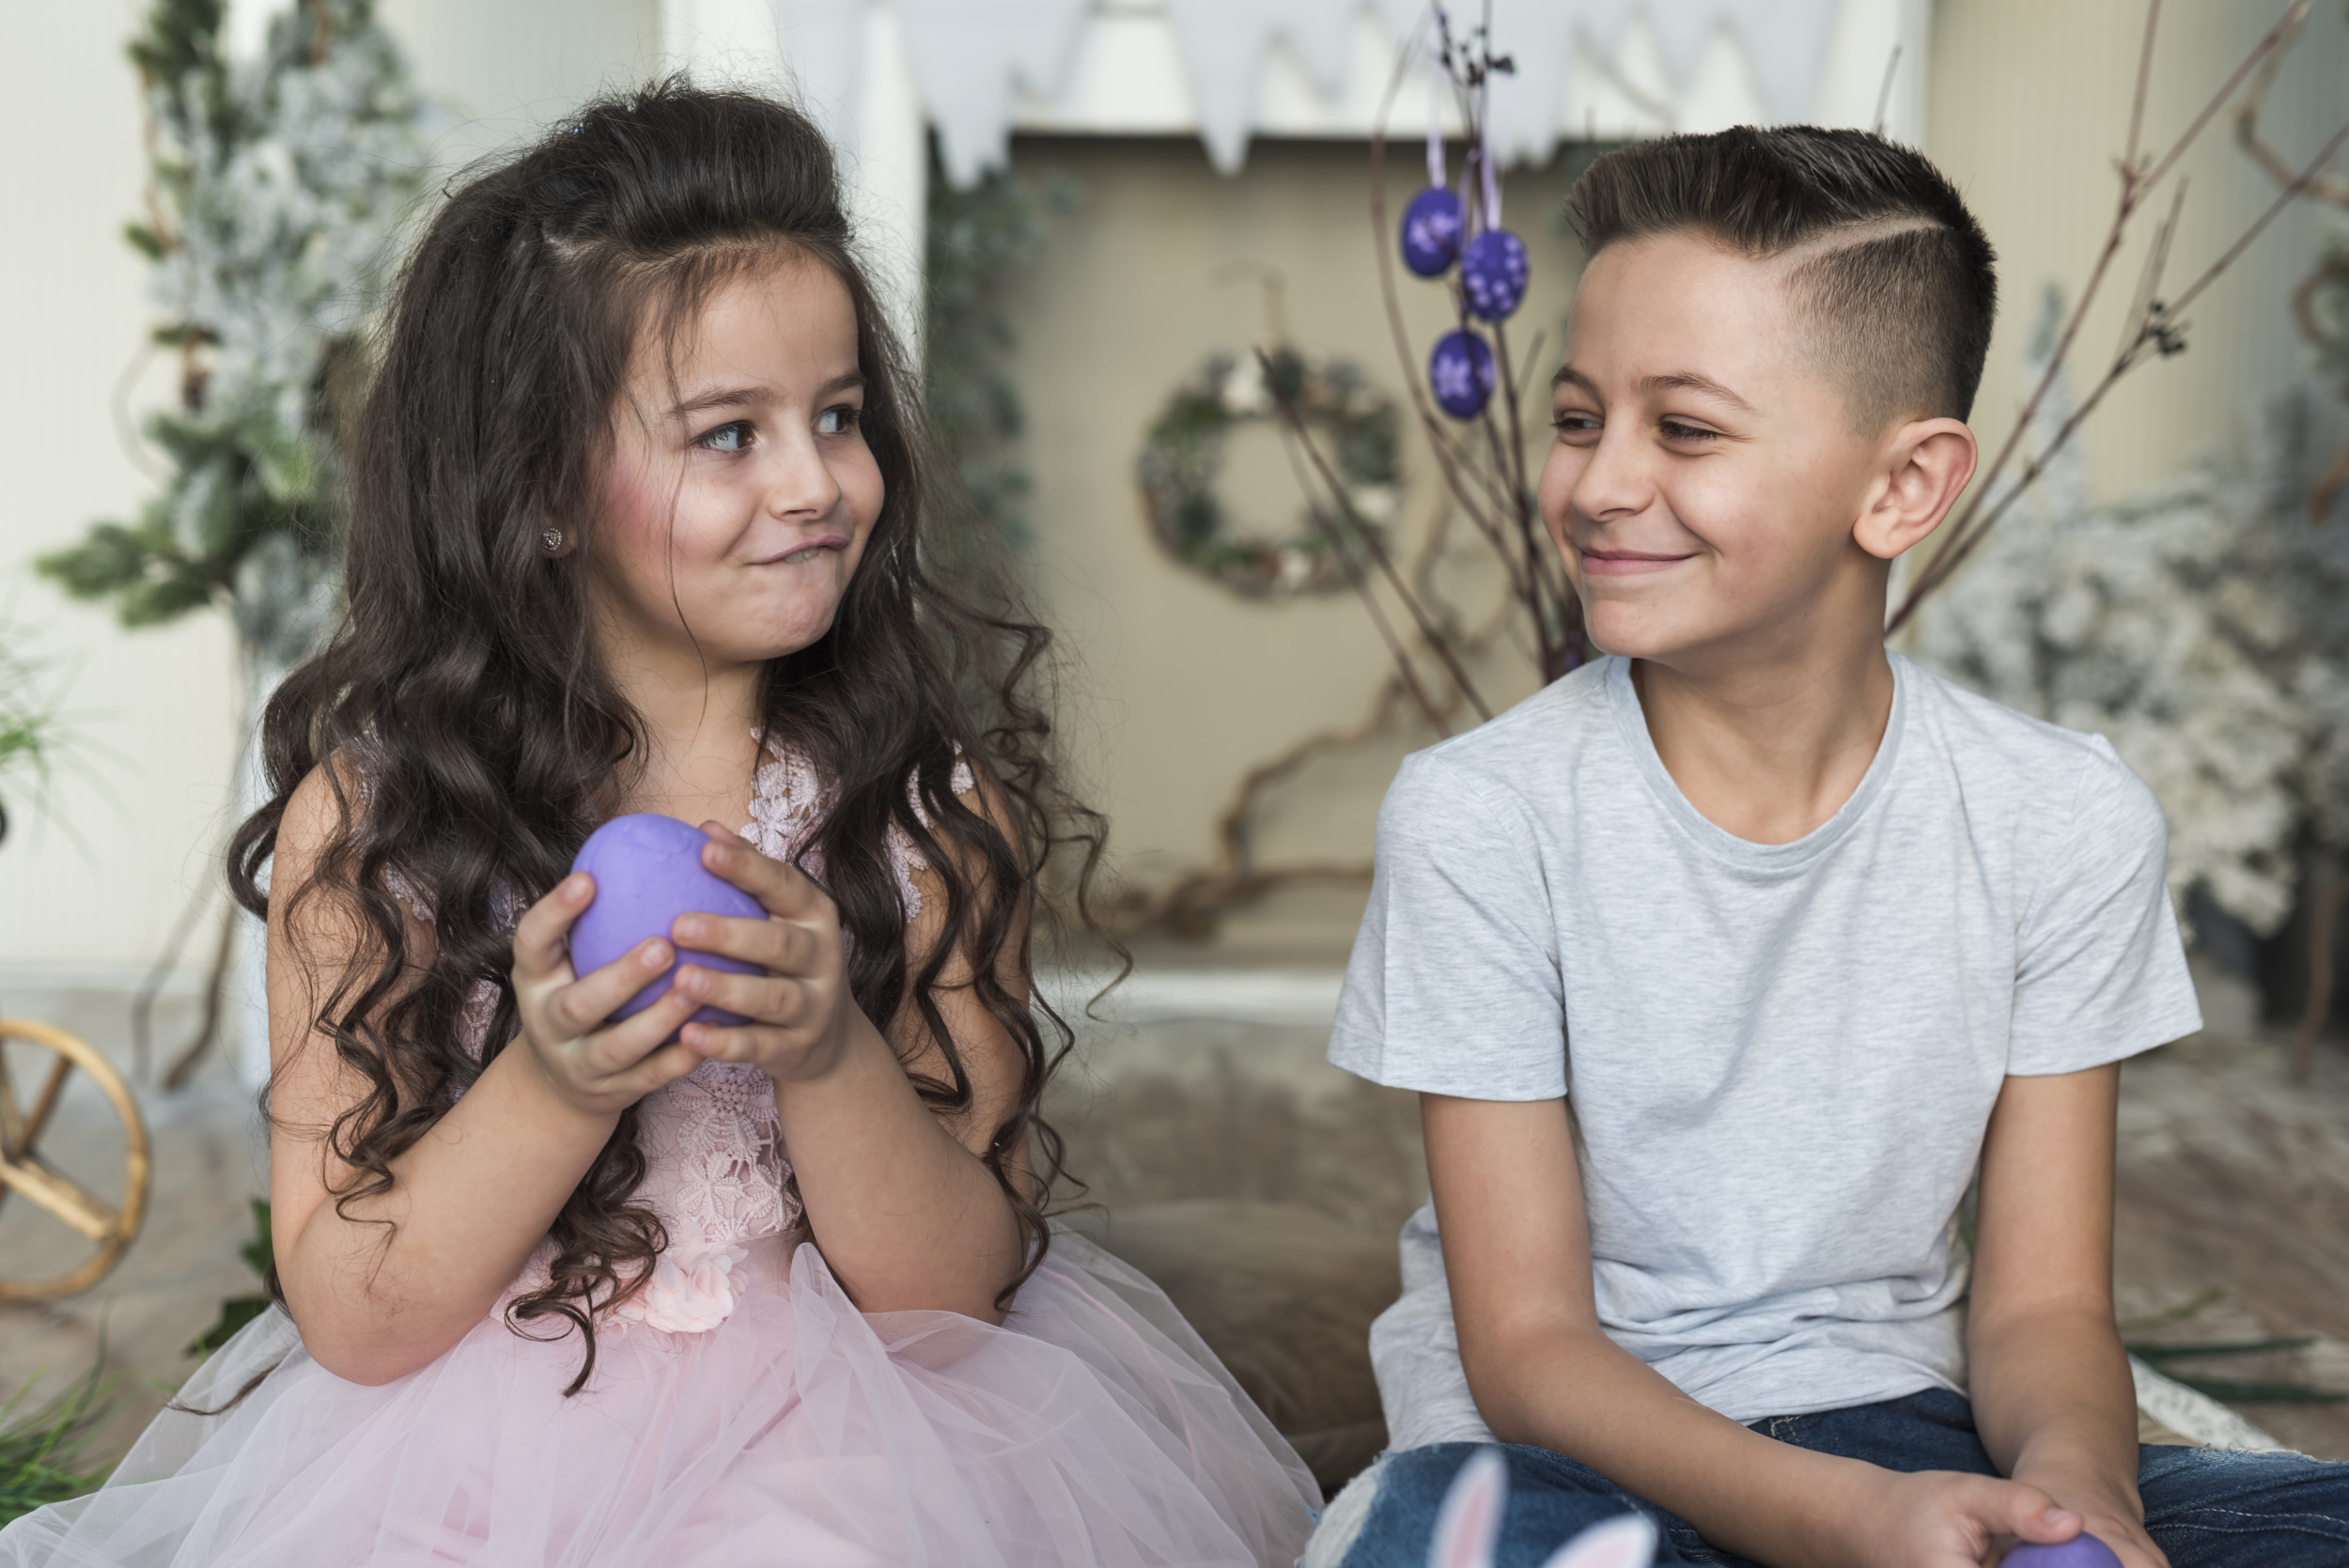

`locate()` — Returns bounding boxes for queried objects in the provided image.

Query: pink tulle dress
[1,748,1319,1567]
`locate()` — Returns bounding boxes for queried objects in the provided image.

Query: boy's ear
[1854,418,1977,562]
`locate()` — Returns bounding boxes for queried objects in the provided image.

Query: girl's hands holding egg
[509,875,709,1119]
[666,826,865,1085]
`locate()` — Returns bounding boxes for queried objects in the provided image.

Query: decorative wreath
[1136,348,1402,598]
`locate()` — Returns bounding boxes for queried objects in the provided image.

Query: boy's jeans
[1338,1389,2349,1567]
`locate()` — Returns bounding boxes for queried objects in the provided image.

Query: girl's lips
[1579,551,1692,578]
[753,536,850,567]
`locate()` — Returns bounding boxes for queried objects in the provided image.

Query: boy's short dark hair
[1568,126,1998,432]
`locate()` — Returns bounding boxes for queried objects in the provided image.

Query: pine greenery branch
[185,1199,275,1358]
[2156,1376,2349,1406]
[0,620,70,791]
[2127,1337,2321,1359]
[37,0,429,676]
[924,159,1078,564]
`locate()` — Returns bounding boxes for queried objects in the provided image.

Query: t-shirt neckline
[1603,652,1908,871]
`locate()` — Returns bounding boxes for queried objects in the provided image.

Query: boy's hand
[2035,1506,2164,1568]
[2013,1469,2168,1568]
[664,825,870,1085]
[1843,1468,2088,1566]
[510,873,708,1116]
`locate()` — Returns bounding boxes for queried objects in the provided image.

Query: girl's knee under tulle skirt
[0,1230,1317,1568]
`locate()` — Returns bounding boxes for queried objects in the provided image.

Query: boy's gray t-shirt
[1329,653,2201,1449]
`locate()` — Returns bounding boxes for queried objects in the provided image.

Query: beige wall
[1006,8,2349,952]
[999,137,1583,951]
[0,1,666,983]
[1930,0,2349,506]
[0,1,243,984]
[9,2,2342,973]
[380,0,661,167]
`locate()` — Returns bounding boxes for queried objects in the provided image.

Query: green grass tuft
[185,1199,274,1358]
[0,1358,118,1527]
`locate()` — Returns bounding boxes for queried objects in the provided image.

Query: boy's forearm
[1469,1320,1878,1568]
[1967,1302,2142,1510]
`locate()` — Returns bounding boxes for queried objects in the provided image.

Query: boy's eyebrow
[669,370,864,419]
[1551,364,1755,414]
[1552,365,1600,398]
[1641,370,1755,412]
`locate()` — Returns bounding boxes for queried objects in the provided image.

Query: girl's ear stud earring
[540,527,566,555]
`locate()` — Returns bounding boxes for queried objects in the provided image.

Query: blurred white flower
[1349,483,1400,523]
[1914,291,2349,937]
[1221,358,1268,416]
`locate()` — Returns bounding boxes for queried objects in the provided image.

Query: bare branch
[2139,0,2309,194]
[1890,1,2339,631]
[2234,16,2349,210]
[2113,179,2187,369]
[2165,115,2349,319]
[1262,349,1495,722]
[2124,0,2160,175]
[1126,24,1588,936]
[1368,124,1540,562]
[1272,410,1454,735]
[1484,323,1568,610]
[1872,44,1904,137]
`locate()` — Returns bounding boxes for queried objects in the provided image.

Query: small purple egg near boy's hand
[567,814,767,1028]
[2002,1535,2123,1568]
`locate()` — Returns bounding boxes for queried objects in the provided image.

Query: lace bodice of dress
[385,737,972,1334]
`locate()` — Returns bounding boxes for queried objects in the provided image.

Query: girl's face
[590,256,884,673]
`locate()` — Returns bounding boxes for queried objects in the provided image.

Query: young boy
[1325,127,2349,1568]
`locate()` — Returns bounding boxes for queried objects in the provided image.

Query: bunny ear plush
[1426,1448,1658,1568]
[1428,1448,1510,1568]
[1536,1514,1658,1568]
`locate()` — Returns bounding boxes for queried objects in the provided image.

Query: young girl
[2,82,1316,1567]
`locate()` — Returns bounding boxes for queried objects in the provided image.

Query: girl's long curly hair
[228,79,1109,1393]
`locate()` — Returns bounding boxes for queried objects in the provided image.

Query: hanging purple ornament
[1460,228,1529,320]
[1429,329,1496,420]
[1403,49,1462,278]
[1400,186,1465,277]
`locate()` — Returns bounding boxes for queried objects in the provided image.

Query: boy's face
[1539,230,1924,669]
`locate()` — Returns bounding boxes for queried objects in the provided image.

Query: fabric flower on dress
[614,1241,749,1334]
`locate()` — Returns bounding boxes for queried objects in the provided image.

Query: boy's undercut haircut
[1569,126,1998,433]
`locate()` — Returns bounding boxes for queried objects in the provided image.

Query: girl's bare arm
[268,765,706,1385]
[661,798,1032,1323]
[735,975,1028,1322]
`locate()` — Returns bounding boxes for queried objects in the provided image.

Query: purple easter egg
[1460,227,1530,320]
[1400,186,1465,278]
[1429,329,1496,420]
[568,813,766,1028]
[2002,1536,2123,1568]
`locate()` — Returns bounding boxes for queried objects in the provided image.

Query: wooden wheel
[0,1017,151,1300]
